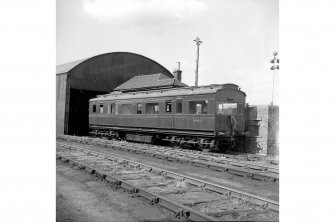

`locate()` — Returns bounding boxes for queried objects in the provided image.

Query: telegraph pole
[193,37,202,87]
[270,51,279,106]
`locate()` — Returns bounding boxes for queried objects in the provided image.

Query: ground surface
[56,163,174,222]
[58,140,279,201]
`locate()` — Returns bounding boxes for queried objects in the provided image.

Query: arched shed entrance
[56,52,173,135]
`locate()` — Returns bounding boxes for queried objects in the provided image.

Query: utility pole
[270,51,279,106]
[193,37,202,87]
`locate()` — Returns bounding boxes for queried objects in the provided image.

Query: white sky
[57,0,279,105]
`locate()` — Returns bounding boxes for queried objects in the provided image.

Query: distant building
[114,73,187,92]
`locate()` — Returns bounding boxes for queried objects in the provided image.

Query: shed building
[56,52,174,135]
[114,73,187,92]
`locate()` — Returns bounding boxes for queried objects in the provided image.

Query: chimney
[173,62,182,81]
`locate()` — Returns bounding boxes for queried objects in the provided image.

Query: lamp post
[270,51,279,106]
[194,37,202,87]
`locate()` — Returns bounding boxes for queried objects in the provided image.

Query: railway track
[58,135,279,183]
[57,143,279,221]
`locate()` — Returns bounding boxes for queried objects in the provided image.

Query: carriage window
[146,103,159,114]
[218,104,223,114]
[165,101,171,113]
[100,103,104,113]
[107,103,115,114]
[176,99,182,113]
[137,103,142,114]
[115,104,119,114]
[217,103,237,115]
[189,101,208,114]
[92,104,96,113]
[121,104,133,115]
[109,103,115,114]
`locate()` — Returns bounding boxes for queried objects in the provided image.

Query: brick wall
[245,105,279,156]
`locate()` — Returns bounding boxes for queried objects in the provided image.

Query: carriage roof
[90,84,245,102]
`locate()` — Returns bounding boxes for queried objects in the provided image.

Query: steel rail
[56,153,218,221]
[58,136,279,182]
[57,142,279,212]
[118,141,279,172]
[61,135,279,171]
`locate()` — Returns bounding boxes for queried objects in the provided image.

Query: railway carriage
[88,84,246,151]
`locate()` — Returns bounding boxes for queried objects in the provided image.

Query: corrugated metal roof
[114,73,187,90]
[90,84,237,102]
[56,57,90,74]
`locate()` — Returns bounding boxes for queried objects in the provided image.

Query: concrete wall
[245,105,279,156]
[267,106,279,156]
[56,73,67,135]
